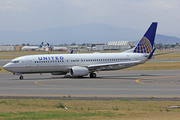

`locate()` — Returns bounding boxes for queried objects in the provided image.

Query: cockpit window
[10,61,19,63]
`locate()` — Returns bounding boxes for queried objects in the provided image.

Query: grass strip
[125,62,180,70]
[0,68,7,72]
[0,99,180,120]
[0,111,108,119]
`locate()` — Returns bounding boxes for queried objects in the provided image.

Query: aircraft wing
[87,60,143,70]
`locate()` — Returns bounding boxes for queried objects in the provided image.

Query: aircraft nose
[3,63,11,71]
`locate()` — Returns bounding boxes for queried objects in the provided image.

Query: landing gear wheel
[19,76,23,80]
[90,73,96,78]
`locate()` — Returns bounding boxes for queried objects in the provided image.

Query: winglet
[147,48,156,59]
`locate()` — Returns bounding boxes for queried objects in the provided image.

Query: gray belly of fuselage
[12,65,69,74]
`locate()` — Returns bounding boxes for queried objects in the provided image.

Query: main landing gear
[89,73,96,78]
[19,76,24,80]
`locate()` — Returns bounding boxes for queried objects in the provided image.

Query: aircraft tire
[19,76,23,80]
[90,73,96,78]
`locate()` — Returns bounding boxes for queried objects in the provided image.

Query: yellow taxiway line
[135,76,180,86]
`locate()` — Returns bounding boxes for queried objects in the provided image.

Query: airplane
[47,43,67,51]
[21,42,44,51]
[3,22,158,80]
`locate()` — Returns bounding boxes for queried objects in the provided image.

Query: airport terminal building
[95,41,134,51]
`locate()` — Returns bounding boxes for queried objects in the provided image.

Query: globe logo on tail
[134,37,152,53]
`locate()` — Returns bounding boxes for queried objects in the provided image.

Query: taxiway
[0,69,180,98]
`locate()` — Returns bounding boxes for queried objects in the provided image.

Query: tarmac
[0,69,180,99]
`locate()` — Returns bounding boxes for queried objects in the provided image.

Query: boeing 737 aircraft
[3,22,158,80]
[21,42,44,51]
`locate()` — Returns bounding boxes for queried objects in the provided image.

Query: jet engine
[69,66,89,77]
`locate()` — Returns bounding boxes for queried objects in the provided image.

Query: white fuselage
[22,46,41,51]
[51,47,67,51]
[3,52,147,74]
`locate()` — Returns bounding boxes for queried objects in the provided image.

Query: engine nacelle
[69,66,89,77]
[51,72,67,75]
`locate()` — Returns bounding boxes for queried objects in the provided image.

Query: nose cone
[3,63,12,72]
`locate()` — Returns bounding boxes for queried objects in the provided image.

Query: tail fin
[47,43,50,47]
[39,42,43,48]
[47,43,53,50]
[70,50,73,54]
[133,22,158,53]
[123,22,158,53]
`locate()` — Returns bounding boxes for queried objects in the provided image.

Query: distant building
[14,46,24,51]
[0,46,14,51]
[108,41,133,46]
[0,46,24,51]
[95,41,134,51]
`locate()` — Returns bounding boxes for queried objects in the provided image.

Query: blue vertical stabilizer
[133,22,158,53]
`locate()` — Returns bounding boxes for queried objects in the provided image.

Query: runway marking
[34,80,70,87]
[35,81,45,86]
[0,94,180,98]
[135,75,180,86]
[35,75,180,88]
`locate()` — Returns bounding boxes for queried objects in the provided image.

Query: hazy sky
[0,0,180,37]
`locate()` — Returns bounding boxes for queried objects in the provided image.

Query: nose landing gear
[13,73,24,80]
